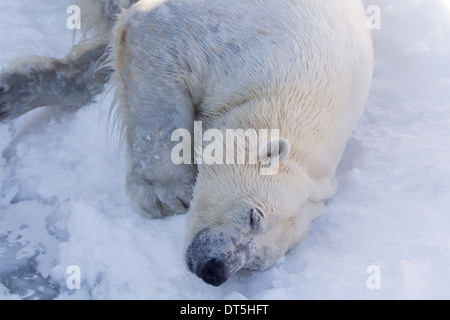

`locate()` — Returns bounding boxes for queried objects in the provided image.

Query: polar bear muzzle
[185,228,256,287]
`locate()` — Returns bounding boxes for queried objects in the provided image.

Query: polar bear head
[184,137,321,286]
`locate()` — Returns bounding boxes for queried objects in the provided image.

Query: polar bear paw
[126,173,194,218]
[0,70,38,123]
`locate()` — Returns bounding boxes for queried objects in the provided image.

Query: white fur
[101,0,372,273]
[75,0,132,40]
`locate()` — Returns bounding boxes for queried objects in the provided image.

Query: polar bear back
[119,1,371,107]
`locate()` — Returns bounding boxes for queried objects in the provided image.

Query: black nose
[200,258,229,287]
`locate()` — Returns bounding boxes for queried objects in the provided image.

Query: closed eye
[254,208,264,218]
[249,208,264,230]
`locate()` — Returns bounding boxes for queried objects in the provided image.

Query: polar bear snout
[185,228,256,286]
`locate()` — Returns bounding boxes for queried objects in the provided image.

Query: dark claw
[0,86,5,93]
[155,195,163,209]
[177,197,190,209]
[0,102,9,121]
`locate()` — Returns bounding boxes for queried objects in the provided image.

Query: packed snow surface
[1,0,450,299]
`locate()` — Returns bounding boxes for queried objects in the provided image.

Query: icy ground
[1,0,450,300]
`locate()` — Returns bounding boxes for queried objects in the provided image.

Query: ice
[1,0,450,299]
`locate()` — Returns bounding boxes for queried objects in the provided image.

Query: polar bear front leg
[113,9,198,218]
[120,79,196,218]
[125,117,196,218]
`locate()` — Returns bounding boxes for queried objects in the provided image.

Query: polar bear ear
[258,138,291,168]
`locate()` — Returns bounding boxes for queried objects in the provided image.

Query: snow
[1,0,450,300]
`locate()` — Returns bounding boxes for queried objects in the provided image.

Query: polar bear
[0,0,373,286]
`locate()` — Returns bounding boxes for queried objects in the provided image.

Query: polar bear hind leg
[0,0,136,123]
